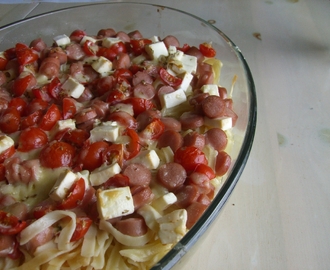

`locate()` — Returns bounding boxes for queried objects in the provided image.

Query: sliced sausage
[128,30,143,39]
[132,71,153,86]
[157,129,183,152]
[179,111,204,130]
[197,70,214,88]
[74,107,97,124]
[136,109,161,131]
[116,31,131,43]
[65,43,85,61]
[175,184,199,208]
[114,217,148,236]
[183,131,205,150]
[48,46,67,64]
[215,151,231,176]
[218,86,228,99]
[186,202,208,229]
[205,128,228,151]
[76,87,94,102]
[95,75,116,96]
[107,111,137,129]
[97,28,116,37]
[91,99,109,119]
[157,162,186,191]
[0,235,15,257]
[39,57,60,79]
[131,186,154,210]
[113,52,131,70]
[29,38,47,52]
[160,117,181,132]
[162,35,180,48]
[123,163,152,187]
[185,46,204,63]
[201,95,226,118]
[133,82,156,100]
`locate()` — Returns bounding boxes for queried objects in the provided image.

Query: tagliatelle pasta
[0,26,238,269]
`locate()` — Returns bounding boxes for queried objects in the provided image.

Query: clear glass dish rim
[0,2,257,269]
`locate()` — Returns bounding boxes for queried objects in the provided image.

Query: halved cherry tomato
[39,104,61,131]
[70,216,92,242]
[130,39,152,55]
[32,87,52,102]
[114,68,133,82]
[58,178,85,210]
[77,141,109,171]
[177,43,191,53]
[106,89,126,105]
[39,141,75,169]
[83,40,99,56]
[122,97,154,117]
[56,128,89,148]
[15,43,38,66]
[12,73,36,97]
[139,118,165,140]
[0,56,8,70]
[47,77,62,100]
[0,107,20,134]
[0,210,27,235]
[102,143,124,167]
[192,163,216,180]
[8,97,27,115]
[69,29,86,42]
[20,110,43,130]
[0,146,15,164]
[159,68,183,87]
[33,199,57,219]
[62,97,77,120]
[100,173,129,189]
[23,98,48,116]
[124,128,141,160]
[97,42,126,61]
[17,127,48,152]
[174,146,208,172]
[199,43,216,58]
[4,47,16,60]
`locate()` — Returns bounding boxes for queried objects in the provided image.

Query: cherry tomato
[124,128,141,160]
[32,87,52,102]
[4,47,16,60]
[0,146,15,164]
[18,127,48,152]
[11,73,36,97]
[70,216,92,242]
[69,29,86,42]
[102,144,124,167]
[39,141,75,169]
[23,98,48,116]
[199,43,216,58]
[8,97,27,115]
[56,128,89,148]
[130,39,152,55]
[97,42,126,61]
[177,43,191,53]
[82,40,99,56]
[15,43,38,66]
[139,118,165,140]
[20,110,43,130]
[174,146,208,172]
[101,173,129,189]
[106,89,126,105]
[114,68,133,82]
[193,163,216,180]
[0,210,27,235]
[159,68,183,87]
[33,199,57,219]
[77,141,109,171]
[47,77,62,100]
[0,108,20,134]
[58,178,85,210]
[62,97,77,120]
[122,97,154,117]
[39,104,61,131]
[0,56,8,70]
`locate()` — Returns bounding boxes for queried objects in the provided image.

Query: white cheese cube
[204,116,233,130]
[145,41,169,60]
[97,186,134,220]
[201,84,219,96]
[89,121,120,143]
[83,56,99,65]
[159,88,187,109]
[110,103,134,116]
[49,170,78,201]
[53,34,71,47]
[91,56,113,74]
[179,72,194,92]
[80,35,98,45]
[89,163,121,186]
[151,193,177,213]
[76,170,90,189]
[168,45,177,55]
[149,36,160,43]
[55,119,76,132]
[129,150,160,170]
[169,54,197,74]
[0,135,14,153]
[157,209,187,244]
[102,37,121,48]
[62,76,85,99]
[36,74,49,85]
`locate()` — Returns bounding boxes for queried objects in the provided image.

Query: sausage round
[114,217,148,236]
[215,151,231,176]
[205,127,228,151]
[157,162,186,191]
[186,202,208,229]
[175,184,199,208]
[107,111,137,129]
[157,129,183,152]
[123,163,152,187]
[133,82,156,100]
[162,35,180,48]
[39,57,60,79]
[179,112,204,130]
[201,95,226,118]
[183,131,205,150]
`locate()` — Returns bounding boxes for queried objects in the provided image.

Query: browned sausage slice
[123,163,152,187]
[183,131,205,150]
[157,162,187,191]
[201,95,226,118]
[205,127,228,152]
[157,129,183,152]
[186,202,208,229]
[114,217,148,236]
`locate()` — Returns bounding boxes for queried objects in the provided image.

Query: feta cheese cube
[53,34,71,47]
[49,170,78,201]
[130,150,160,170]
[91,56,113,75]
[102,37,121,48]
[149,36,160,43]
[157,209,187,244]
[201,84,219,96]
[151,193,177,213]
[89,121,120,143]
[76,170,90,189]
[179,72,194,92]
[54,119,76,132]
[145,41,169,60]
[204,116,233,130]
[0,135,14,153]
[97,186,134,220]
[169,53,197,74]
[80,35,98,45]
[159,88,187,109]
[89,163,121,186]
[62,76,85,99]
[168,45,177,55]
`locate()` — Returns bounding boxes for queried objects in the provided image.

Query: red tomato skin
[18,127,48,152]
[159,68,183,87]
[12,73,36,97]
[121,97,154,117]
[77,141,109,171]
[192,163,216,180]
[39,141,75,169]
[0,146,15,164]
[8,97,27,115]
[15,43,38,66]
[0,210,27,235]
[0,108,21,134]
[130,39,152,55]
[124,128,141,160]
[62,97,77,120]
[58,178,85,210]
[140,118,165,140]
[39,104,61,131]
[20,110,43,130]
[70,217,92,242]
[0,57,8,70]
[69,29,86,42]
[174,146,208,172]
[199,43,216,58]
